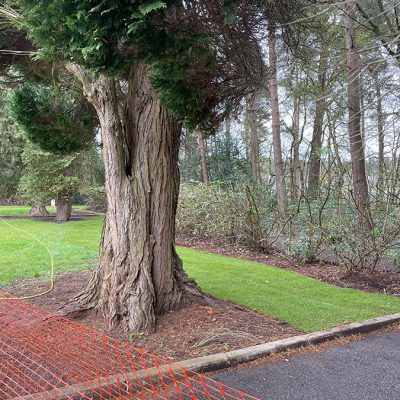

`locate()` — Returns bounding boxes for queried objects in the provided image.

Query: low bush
[80,186,107,213]
[177,183,247,244]
[177,183,284,251]
[0,196,24,206]
[177,183,400,271]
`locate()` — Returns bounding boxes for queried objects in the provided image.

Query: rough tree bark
[29,200,49,217]
[268,27,287,211]
[307,37,328,200]
[64,62,201,333]
[247,92,260,185]
[344,1,373,231]
[196,130,210,186]
[55,190,72,222]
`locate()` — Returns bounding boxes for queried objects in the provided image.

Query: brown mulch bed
[9,272,300,362]
[177,239,400,297]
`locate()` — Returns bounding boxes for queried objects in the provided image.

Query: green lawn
[181,247,400,331]
[0,206,36,215]
[0,213,399,332]
[0,217,102,282]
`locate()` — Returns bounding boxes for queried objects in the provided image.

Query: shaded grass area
[0,213,399,332]
[0,205,87,215]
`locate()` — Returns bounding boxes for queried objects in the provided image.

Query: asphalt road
[213,332,400,400]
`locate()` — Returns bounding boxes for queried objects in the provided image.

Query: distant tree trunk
[196,130,210,186]
[344,1,372,231]
[64,63,201,333]
[268,26,287,211]
[29,200,49,217]
[243,109,251,161]
[56,190,72,222]
[225,116,231,157]
[247,92,260,185]
[308,38,328,200]
[290,97,301,201]
[360,80,366,143]
[327,111,345,196]
[375,77,385,194]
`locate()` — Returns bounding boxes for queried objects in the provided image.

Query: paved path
[213,333,400,400]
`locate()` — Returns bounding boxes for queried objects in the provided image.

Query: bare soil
[177,239,400,297]
[10,271,300,362]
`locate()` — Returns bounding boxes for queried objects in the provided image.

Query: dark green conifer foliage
[15,1,214,126]
[8,84,94,154]
[9,1,314,133]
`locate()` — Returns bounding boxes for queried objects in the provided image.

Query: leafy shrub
[81,186,107,213]
[327,203,400,271]
[177,184,400,270]
[177,183,246,243]
[0,196,24,206]
[177,183,283,250]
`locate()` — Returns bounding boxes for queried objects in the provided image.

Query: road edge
[175,313,400,373]
[16,313,400,399]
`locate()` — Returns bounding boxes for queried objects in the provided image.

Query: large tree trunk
[344,1,372,231]
[247,92,260,185]
[56,190,72,222]
[268,27,287,211]
[307,37,328,200]
[196,130,210,186]
[64,63,201,333]
[29,200,49,217]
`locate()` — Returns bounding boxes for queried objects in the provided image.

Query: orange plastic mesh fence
[0,292,259,400]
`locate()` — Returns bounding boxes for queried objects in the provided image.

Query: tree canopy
[13,0,266,128]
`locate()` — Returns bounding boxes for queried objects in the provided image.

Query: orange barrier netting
[0,292,259,400]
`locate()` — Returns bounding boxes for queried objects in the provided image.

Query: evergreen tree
[5,0,268,332]
[18,143,78,221]
[5,0,316,332]
[8,81,96,220]
[0,103,24,201]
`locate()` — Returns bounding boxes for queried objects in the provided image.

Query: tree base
[29,201,49,217]
[56,191,72,222]
[60,260,203,333]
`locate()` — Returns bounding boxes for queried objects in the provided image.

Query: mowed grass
[0,206,38,215]
[181,247,400,331]
[0,217,102,282]
[0,212,399,332]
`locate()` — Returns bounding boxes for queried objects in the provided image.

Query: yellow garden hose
[0,207,104,301]
[0,216,55,300]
